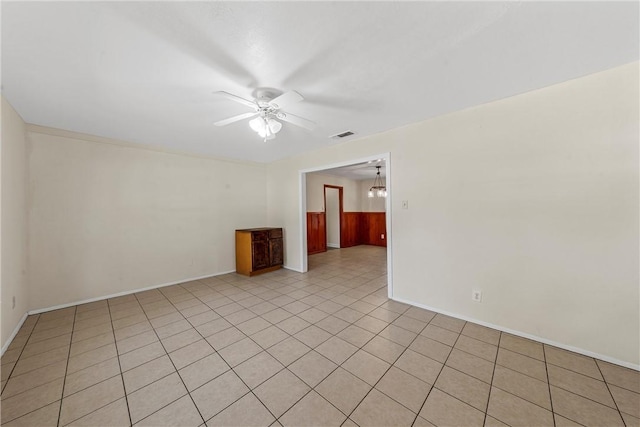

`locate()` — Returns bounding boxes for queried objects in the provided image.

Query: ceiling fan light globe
[268,119,282,134]
[249,117,265,132]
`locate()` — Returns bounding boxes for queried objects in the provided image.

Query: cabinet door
[252,240,270,270]
[269,238,284,266]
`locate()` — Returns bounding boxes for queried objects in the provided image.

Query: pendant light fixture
[368,165,387,198]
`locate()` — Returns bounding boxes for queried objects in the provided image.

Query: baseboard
[28,270,236,316]
[1,312,28,356]
[283,265,304,273]
[391,295,640,372]
[327,243,340,249]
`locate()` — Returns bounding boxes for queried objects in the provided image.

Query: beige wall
[305,172,361,212]
[267,62,640,367]
[1,97,29,349]
[27,127,268,311]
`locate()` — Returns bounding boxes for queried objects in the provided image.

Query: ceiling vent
[330,130,355,139]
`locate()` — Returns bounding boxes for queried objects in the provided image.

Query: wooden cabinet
[236,228,283,276]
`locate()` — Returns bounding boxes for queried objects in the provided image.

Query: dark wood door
[307,212,326,255]
[252,240,269,270]
[269,238,284,266]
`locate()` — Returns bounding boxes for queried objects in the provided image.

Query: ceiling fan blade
[214,112,258,127]
[213,91,256,109]
[269,90,303,109]
[277,112,316,131]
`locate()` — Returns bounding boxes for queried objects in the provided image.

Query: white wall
[325,187,340,247]
[305,172,361,212]
[27,127,268,311]
[1,97,29,348]
[267,63,640,367]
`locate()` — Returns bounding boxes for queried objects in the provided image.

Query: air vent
[330,130,355,139]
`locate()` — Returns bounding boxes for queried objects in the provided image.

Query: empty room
[1,2,638,426]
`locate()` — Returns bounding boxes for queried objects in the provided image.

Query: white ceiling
[319,160,386,181]
[2,2,638,163]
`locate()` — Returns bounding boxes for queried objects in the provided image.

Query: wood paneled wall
[307,211,386,253]
[307,212,326,254]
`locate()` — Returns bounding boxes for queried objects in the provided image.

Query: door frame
[299,152,393,298]
[323,185,343,249]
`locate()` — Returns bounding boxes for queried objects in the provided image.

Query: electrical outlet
[472,290,482,302]
[402,200,409,209]
[12,296,16,309]
[381,234,385,240]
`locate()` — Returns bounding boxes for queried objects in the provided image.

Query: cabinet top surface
[236,227,282,232]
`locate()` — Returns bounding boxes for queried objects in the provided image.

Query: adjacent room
[1,2,638,426]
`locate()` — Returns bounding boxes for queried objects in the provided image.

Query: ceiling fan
[213,89,316,142]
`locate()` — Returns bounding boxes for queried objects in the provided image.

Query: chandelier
[368,166,387,198]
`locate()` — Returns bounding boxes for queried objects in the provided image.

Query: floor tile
[277,316,311,335]
[392,315,428,333]
[337,325,375,347]
[66,343,116,375]
[409,335,452,363]
[123,354,176,394]
[179,353,229,392]
[394,349,443,385]
[67,397,130,427]
[2,359,67,398]
[420,388,484,427]
[421,324,459,346]
[234,351,284,388]
[11,345,69,377]
[169,339,214,370]
[154,319,193,340]
[446,348,495,384]
[362,335,405,364]
[492,365,551,410]
[461,322,501,345]
[161,329,202,353]
[342,349,390,386]
[499,334,544,361]
[267,337,311,366]
[403,307,436,323]
[2,401,60,427]
[496,347,547,382]
[64,356,121,396]
[597,359,640,393]
[608,384,640,418]
[191,370,249,420]
[117,330,158,355]
[69,332,114,358]
[135,395,203,426]
[194,318,233,338]
[279,391,346,427]
[378,324,417,347]
[315,367,371,414]
[294,325,332,348]
[288,350,337,387]
[548,364,615,408]
[435,366,490,411]
[454,335,497,362]
[253,369,310,418]
[0,378,64,424]
[260,307,292,324]
[206,326,245,351]
[354,315,388,334]
[545,345,602,380]
[207,392,275,427]
[218,337,262,367]
[21,333,72,359]
[352,388,416,427]
[59,376,125,425]
[376,366,431,412]
[250,325,289,349]
[127,372,187,424]
[119,341,166,372]
[315,336,358,365]
[488,386,554,426]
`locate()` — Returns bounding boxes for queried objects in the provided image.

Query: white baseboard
[283,265,304,273]
[28,270,236,316]
[392,295,640,372]
[327,243,340,249]
[1,312,28,356]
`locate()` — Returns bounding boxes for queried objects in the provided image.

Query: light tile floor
[1,246,638,426]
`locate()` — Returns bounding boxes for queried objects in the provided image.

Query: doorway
[299,153,393,298]
[324,185,342,249]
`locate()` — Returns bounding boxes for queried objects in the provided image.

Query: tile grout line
[56,306,78,427]
[106,299,134,427]
[482,330,503,426]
